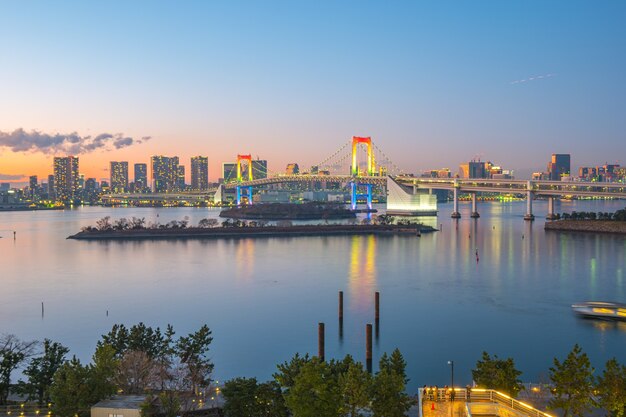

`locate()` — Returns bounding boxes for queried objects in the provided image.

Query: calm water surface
[1,200,626,390]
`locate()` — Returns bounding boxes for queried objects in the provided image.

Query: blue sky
[1,1,625,180]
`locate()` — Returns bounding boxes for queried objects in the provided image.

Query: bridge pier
[524,181,535,221]
[470,193,480,218]
[546,196,558,220]
[451,184,461,218]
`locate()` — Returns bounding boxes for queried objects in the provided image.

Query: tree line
[556,206,626,221]
[0,323,213,416]
[471,345,626,417]
[221,349,412,417]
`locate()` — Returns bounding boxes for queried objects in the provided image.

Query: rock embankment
[545,220,626,235]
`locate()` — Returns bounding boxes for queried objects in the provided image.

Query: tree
[116,350,155,394]
[284,359,341,417]
[177,325,214,393]
[0,334,37,404]
[548,344,595,417]
[471,351,523,397]
[95,216,113,231]
[49,357,92,417]
[338,362,371,417]
[274,353,311,393]
[18,339,69,405]
[370,368,411,417]
[89,344,118,401]
[596,358,626,417]
[222,378,288,417]
[380,349,408,385]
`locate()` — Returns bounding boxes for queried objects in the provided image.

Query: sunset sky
[1,1,625,184]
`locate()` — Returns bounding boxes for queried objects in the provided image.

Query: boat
[572,301,626,321]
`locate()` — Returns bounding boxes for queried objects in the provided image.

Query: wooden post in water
[41,302,44,318]
[366,323,373,373]
[339,291,344,320]
[338,291,344,341]
[318,322,325,361]
[375,291,380,339]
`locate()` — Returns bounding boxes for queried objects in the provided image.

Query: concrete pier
[524,181,535,221]
[451,183,461,219]
[546,196,558,220]
[470,193,480,218]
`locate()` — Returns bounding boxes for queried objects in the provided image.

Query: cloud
[0,173,26,181]
[510,73,557,85]
[0,128,151,155]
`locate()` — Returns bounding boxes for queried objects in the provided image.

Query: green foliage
[548,344,595,417]
[284,359,341,417]
[18,339,69,405]
[471,351,523,397]
[370,352,412,417]
[90,344,119,401]
[49,357,93,417]
[222,377,288,417]
[274,353,312,393]
[176,324,214,392]
[596,358,626,417]
[98,322,172,359]
[159,391,182,417]
[338,362,372,417]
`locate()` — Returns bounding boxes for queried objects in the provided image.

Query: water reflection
[348,235,377,313]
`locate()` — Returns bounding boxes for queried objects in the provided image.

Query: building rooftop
[92,395,146,409]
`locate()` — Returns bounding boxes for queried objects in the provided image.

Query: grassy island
[68,215,436,240]
[545,207,626,234]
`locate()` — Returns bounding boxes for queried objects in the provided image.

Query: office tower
[53,156,79,202]
[547,154,570,180]
[177,165,186,190]
[286,163,299,175]
[0,183,9,192]
[151,155,179,192]
[222,163,237,183]
[29,175,38,200]
[47,174,55,199]
[458,161,486,179]
[191,156,209,191]
[134,163,148,191]
[110,161,129,193]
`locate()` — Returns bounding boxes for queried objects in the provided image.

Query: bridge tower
[236,154,254,205]
[350,136,376,210]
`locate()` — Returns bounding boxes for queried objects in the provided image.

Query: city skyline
[1,1,626,183]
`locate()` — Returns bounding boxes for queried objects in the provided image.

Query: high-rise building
[151,155,179,192]
[458,161,487,179]
[47,174,55,200]
[29,175,38,201]
[547,154,570,181]
[53,156,79,203]
[134,163,148,191]
[177,165,186,190]
[191,156,209,191]
[110,161,129,193]
[286,163,299,175]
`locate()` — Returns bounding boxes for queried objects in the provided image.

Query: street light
[448,360,455,402]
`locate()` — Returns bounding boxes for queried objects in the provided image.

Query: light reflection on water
[1,200,626,390]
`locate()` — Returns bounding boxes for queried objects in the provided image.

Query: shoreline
[544,220,626,235]
[68,224,436,240]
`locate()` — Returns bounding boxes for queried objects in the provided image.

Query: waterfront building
[547,154,570,180]
[286,163,300,175]
[47,174,55,199]
[53,156,79,203]
[110,161,129,193]
[134,163,148,191]
[151,156,179,192]
[29,175,39,201]
[459,161,487,179]
[191,156,209,190]
[177,165,186,190]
